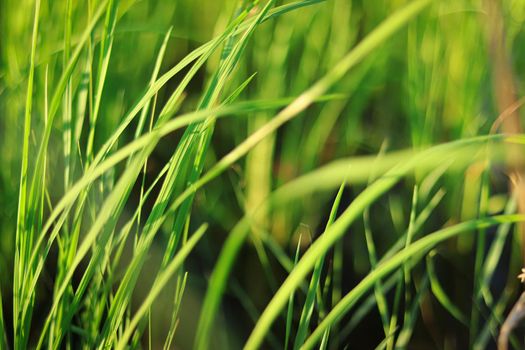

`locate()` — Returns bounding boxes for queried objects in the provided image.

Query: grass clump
[1,0,525,349]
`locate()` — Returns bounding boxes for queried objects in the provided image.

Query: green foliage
[1,0,525,348]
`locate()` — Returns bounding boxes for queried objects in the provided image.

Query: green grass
[1,0,525,348]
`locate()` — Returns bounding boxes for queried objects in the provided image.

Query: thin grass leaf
[86,0,119,163]
[293,182,345,349]
[285,234,303,350]
[164,271,188,350]
[395,274,430,348]
[362,143,391,339]
[13,0,41,347]
[426,250,468,326]
[481,196,517,305]
[0,287,6,350]
[116,224,208,350]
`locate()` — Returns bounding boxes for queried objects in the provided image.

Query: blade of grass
[362,143,392,339]
[115,224,208,350]
[0,287,6,350]
[62,0,73,191]
[426,250,468,326]
[481,196,517,305]
[285,234,303,350]
[392,186,420,350]
[470,161,491,346]
[86,0,119,163]
[343,187,444,339]
[395,274,430,348]
[134,27,173,139]
[163,271,188,350]
[13,0,41,347]
[293,182,345,349]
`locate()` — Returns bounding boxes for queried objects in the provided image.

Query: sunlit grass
[1,0,525,348]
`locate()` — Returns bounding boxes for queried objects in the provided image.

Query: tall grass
[1,0,525,348]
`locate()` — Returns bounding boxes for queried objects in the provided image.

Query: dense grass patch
[1,0,525,348]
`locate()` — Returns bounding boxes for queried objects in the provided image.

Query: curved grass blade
[426,250,468,326]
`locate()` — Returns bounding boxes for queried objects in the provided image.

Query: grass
[1,0,525,348]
